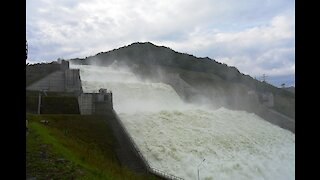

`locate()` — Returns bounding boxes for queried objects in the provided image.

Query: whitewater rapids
[71,64,295,180]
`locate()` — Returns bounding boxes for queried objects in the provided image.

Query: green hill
[70,42,240,81]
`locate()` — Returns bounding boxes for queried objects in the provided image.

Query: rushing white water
[72,64,295,180]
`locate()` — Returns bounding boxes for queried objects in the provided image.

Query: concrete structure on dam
[247,90,294,132]
[78,88,113,115]
[26,60,113,115]
[26,60,82,93]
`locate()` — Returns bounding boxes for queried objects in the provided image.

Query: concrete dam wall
[26,61,82,93]
[257,106,295,133]
[110,109,184,179]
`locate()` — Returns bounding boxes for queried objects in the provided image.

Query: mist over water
[71,64,295,180]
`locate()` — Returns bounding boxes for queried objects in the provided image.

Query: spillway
[71,64,295,180]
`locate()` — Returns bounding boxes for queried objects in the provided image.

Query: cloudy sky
[27,0,295,87]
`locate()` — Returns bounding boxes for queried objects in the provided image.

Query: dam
[72,64,295,180]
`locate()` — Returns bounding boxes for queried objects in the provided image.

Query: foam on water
[72,64,295,180]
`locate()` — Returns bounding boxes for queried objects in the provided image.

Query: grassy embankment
[26,113,158,180]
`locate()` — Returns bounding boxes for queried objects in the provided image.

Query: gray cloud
[27,0,294,86]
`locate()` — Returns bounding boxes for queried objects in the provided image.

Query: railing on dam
[150,167,184,180]
[112,110,184,180]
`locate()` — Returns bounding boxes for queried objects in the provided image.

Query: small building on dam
[26,60,113,115]
[78,89,113,115]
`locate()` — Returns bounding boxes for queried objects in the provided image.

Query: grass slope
[26,113,158,180]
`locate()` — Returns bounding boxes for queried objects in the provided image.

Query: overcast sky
[27,0,295,87]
